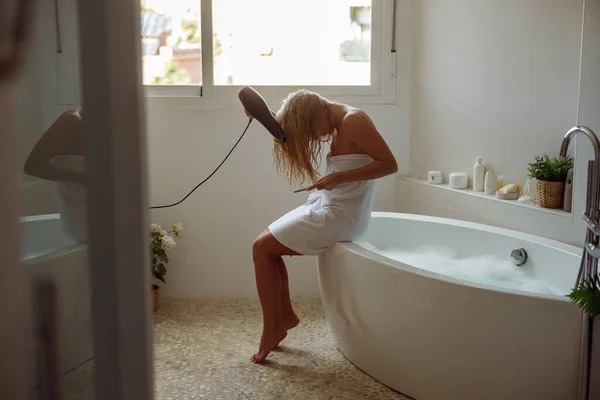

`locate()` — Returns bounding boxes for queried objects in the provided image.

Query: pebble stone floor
[59,299,410,400]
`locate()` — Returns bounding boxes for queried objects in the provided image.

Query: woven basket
[152,284,160,312]
[535,180,565,209]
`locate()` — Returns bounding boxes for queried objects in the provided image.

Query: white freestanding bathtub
[318,212,583,400]
[21,214,93,380]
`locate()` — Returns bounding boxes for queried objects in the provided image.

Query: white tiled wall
[400,0,599,247]
[411,0,584,185]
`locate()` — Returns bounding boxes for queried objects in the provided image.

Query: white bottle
[473,157,485,191]
[484,171,496,195]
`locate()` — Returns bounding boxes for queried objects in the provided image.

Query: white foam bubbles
[360,243,563,296]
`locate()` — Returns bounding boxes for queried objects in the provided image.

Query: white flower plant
[151,223,183,284]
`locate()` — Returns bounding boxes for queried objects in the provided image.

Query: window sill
[399,177,572,218]
[144,96,231,111]
[144,93,397,111]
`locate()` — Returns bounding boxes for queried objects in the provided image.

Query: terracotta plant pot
[535,180,565,209]
[152,284,160,312]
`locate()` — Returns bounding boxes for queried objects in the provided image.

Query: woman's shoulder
[341,108,376,131]
[38,109,84,148]
[58,108,83,122]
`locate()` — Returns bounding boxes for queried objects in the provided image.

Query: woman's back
[51,155,88,242]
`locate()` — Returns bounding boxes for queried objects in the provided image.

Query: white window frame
[57,0,397,107]
[57,0,82,105]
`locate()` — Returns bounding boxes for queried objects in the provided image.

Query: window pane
[141,0,201,85]
[212,0,372,86]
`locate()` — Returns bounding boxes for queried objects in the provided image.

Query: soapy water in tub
[359,242,564,296]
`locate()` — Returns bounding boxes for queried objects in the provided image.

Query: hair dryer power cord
[149,119,252,210]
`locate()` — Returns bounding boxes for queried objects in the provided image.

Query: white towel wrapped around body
[269,153,376,255]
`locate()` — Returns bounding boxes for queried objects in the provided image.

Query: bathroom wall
[13,4,60,217]
[578,0,600,139]
[397,0,594,247]
[15,1,413,298]
[410,0,583,185]
[146,105,408,298]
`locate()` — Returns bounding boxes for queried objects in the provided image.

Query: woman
[246,89,398,363]
[24,108,88,242]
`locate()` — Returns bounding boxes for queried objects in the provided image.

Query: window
[211,0,373,86]
[141,0,396,102]
[56,0,396,105]
[140,0,202,86]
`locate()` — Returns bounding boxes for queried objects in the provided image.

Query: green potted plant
[150,222,183,312]
[568,275,600,319]
[527,154,574,209]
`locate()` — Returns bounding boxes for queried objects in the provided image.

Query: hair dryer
[238,86,286,142]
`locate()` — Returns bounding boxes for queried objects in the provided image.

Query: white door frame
[77,0,154,399]
[0,82,31,399]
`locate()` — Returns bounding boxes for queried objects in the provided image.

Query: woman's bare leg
[251,230,300,364]
[276,257,300,330]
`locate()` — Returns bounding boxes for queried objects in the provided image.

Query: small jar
[496,175,504,191]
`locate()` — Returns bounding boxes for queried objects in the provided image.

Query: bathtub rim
[20,213,61,224]
[20,213,85,265]
[335,212,582,301]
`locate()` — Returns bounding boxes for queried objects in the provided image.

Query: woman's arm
[306,111,397,191]
[337,112,398,183]
[23,110,85,184]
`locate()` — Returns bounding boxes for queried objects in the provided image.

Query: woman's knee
[252,231,277,262]
[253,229,300,262]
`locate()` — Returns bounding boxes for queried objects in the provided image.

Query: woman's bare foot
[251,327,288,364]
[282,313,300,331]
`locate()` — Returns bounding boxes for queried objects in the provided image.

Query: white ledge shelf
[400,177,572,218]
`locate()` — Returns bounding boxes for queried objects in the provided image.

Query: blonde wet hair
[273,89,332,186]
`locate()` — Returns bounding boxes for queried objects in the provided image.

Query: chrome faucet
[560,126,600,270]
[559,125,600,400]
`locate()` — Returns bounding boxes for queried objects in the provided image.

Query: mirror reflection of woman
[24,108,88,242]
